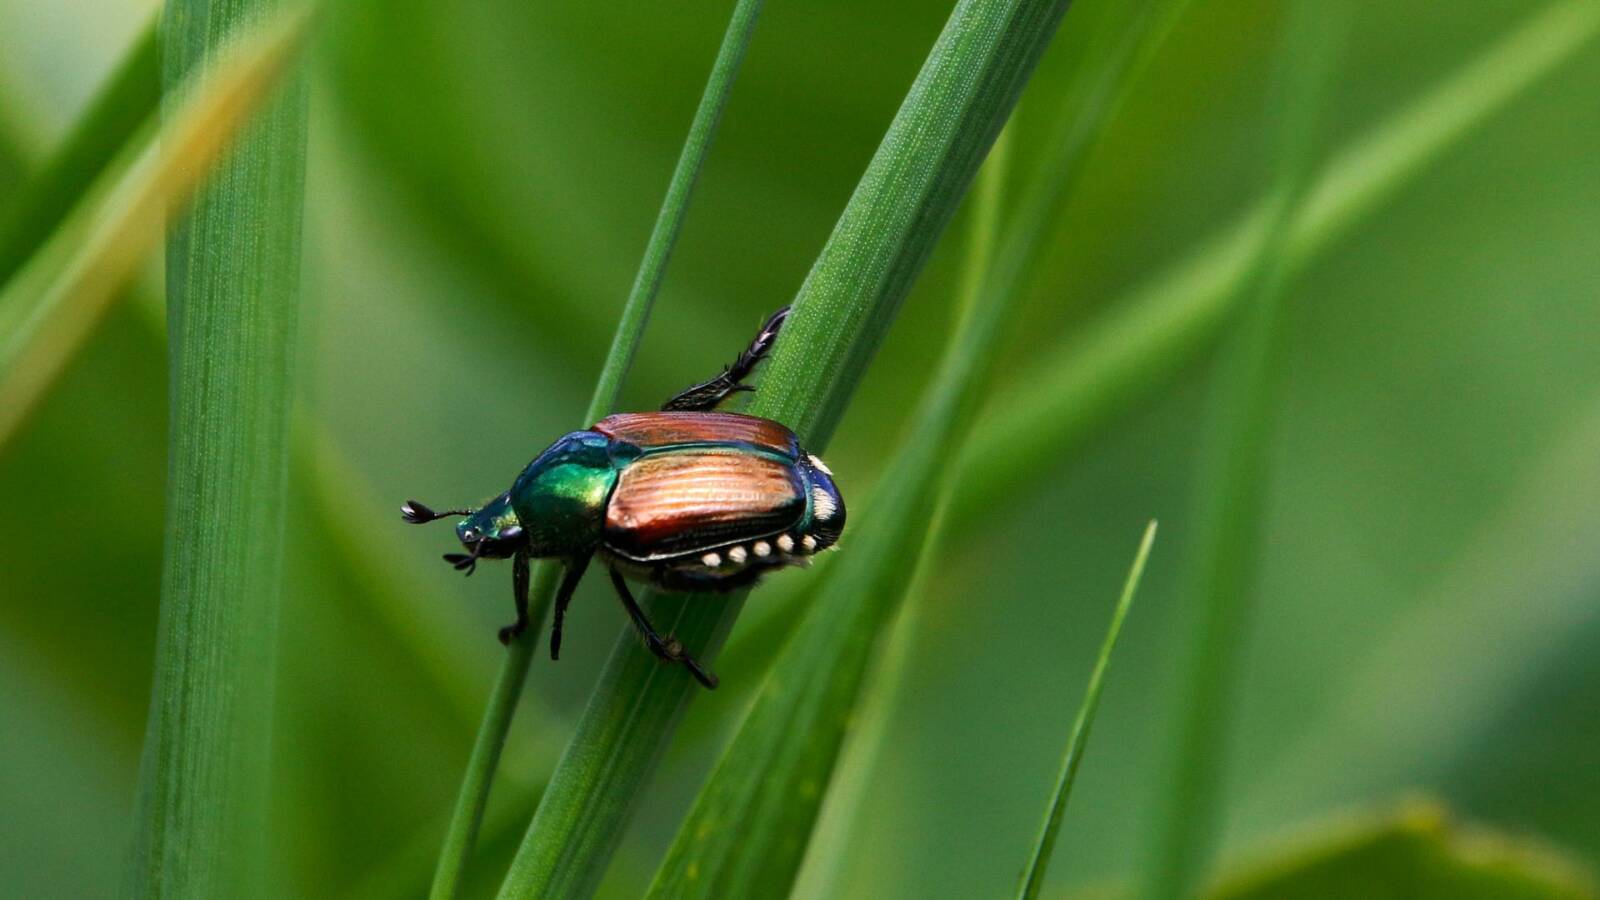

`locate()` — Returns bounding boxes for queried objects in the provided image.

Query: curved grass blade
[1018,520,1156,900]
[950,0,1600,532]
[498,2,1077,897]
[0,20,157,287]
[427,3,768,897]
[1139,3,1345,896]
[127,2,313,896]
[0,10,308,451]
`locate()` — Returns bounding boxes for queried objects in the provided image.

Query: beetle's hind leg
[661,306,789,412]
[608,568,719,689]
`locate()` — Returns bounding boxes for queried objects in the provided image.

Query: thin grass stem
[1018,520,1157,900]
[427,4,766,897]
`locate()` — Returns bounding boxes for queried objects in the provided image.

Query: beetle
[402,307,844,689]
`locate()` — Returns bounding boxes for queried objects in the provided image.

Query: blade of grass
[0,19,158,286]
[499,2,1076,896]
[126,2,312,897]
[951,0,1600,531]
[643,120,1015,900]
[1019,520,1156,900]
[427,3,768,897]
[705,0,1191,705]
[0,9,309,452]
[644,5,1191,888]
[1139,3,1344,897]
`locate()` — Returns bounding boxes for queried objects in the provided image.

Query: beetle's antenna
[402,500,474,524]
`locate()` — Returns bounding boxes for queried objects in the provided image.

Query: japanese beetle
[403,307,844,688]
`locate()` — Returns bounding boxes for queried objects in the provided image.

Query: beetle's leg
[607,568,719,689]
[498,549,533,645]
[661,306,789,412]
[548,554,592,659]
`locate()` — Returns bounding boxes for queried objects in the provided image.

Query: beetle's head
[402,492,525,576]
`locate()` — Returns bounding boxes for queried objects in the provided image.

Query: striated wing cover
[593,411,798,457]
[603,449,804,561]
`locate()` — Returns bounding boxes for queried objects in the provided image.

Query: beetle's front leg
[498,549,532,645]
[607,568,719,689]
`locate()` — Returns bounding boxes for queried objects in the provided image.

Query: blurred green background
[2,0,1598,896]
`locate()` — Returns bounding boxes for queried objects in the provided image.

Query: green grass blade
[428,551,561,900]
[739,0,1073,450]
[951,0,1600,530]
[586,0,766,421]
[0,20,157,287]
[127,3,312,896]
[1019,520,1156,900]
[427,4,767,897]
[643,0,1196,877]
[1139,3,1344,897]
[644,0,1193,884]
[642,121,1013,900]
[498,2,1074,897]
[0,12,308,452]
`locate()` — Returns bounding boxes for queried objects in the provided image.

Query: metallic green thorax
[455,493,521,545]
[507,431,625,557]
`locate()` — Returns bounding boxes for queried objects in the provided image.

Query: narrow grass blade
[951,0,1600,530]
[0,9,309,451]
[498,3,1075,897]
[127,3,312,897]
[586,0,766,421]
[0,20,157,286]
[1139,4,1344,897]
[1019,520,1156,900]
[427,4,768,898]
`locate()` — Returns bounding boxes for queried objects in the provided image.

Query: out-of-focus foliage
[1209,802,1598,900]
[1,0,1598,897]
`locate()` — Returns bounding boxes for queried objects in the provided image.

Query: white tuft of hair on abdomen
[812,485,837,520]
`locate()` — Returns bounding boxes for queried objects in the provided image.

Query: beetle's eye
[499,525,524,542]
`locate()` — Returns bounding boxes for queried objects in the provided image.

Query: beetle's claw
[443,552,478,575]
[684,657,719,690]
[657,637,718,689]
